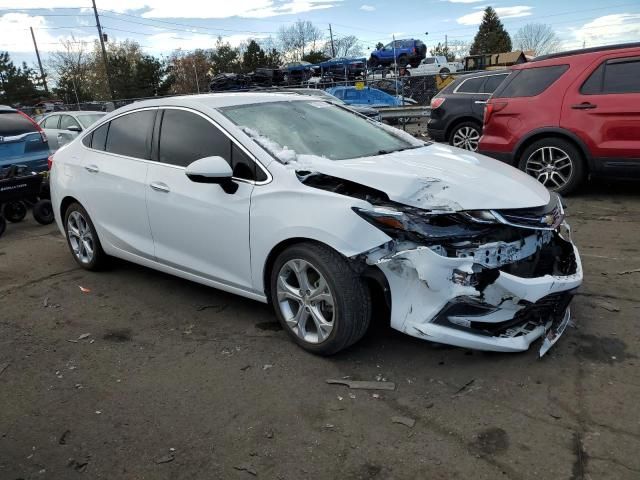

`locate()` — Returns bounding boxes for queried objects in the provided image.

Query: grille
[493,193,564,230]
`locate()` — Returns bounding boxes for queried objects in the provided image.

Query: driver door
[145,108,256,289]
[58,115,82,149]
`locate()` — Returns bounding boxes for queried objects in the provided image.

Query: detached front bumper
[369,233,582,354]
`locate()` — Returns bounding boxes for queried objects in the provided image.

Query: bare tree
[514,23,560,56]
[277,20,324,61]
[48,37,98,102]
[325,35,363,57]
[447,40,471,60]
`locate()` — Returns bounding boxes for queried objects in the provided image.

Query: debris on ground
[67,459,88,472]
[196,304,228,313]
[234,464,257,476]
[78,333,91,340]
[391,416,416,428]
[78,286,91,293]
[263,364,273,370]
[240,365,251,371]
[0,362,9,376]
[453,379,475,396]
[58,429,70,445]
[155,453,175,464]
[265,430,274,439]
[326,379,396,391]
[595,300,620,312]
[617,268,640,275]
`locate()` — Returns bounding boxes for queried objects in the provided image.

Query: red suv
[478,43,640,194]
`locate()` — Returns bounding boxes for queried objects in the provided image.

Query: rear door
[0,111,49,171]
[78,109,156,258]
[145,107,256,288]
[40,114,61,150]
[561,53,640,172]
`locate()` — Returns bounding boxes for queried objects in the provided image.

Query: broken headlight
[352,206,496,241]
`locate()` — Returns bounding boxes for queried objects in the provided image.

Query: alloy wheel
[67,210,95,264]
[452,126,480,151]
[276,259,335,344]
[525,146,573,190]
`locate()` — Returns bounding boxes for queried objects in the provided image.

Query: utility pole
[91,0,113,99]
[329,24,336,57]
[445,34,448,50]
[30,27,49,95]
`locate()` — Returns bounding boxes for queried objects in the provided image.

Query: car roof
[0,105,17,113]
[515,42,640,69]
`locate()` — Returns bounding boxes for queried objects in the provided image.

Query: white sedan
[50,93,582,356]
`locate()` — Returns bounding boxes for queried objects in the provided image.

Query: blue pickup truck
[368,38,427,68]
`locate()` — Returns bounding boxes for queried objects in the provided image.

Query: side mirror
[67,125,82,132]
[185,156,237,193]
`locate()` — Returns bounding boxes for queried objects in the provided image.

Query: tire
[0,216,5,237]
[63,202,107,270]
[449,121,482,151]
[270,242,371,355]
[4,201,27,223]
[397,55,408,67]
[33,199,55,225]
[518,138,585,195]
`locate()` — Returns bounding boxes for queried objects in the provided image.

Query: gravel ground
[1,179,639,480]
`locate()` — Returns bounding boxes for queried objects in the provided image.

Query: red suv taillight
[483,101,508,125]
[47,155,54,170]
[18,110,48,143]
[430,97,445,109]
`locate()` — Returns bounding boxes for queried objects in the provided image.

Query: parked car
[39,111,106,151]
[428,70,510,151]
[479,42,640,194]
[326,86,413,108]
[0,105,49,172]
[51,93,582,356]
[406,56,462,76]
[369,39,427,68]
[278,88,382,120]
[317,57,366,80]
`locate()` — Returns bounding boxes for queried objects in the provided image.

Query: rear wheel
[519,138,585,195]
[270,242,371,355]
[33,199,54,225]
[397,55,408,67]
[63,202,107,270]
[449,122,482,151]
[4,201,27,223]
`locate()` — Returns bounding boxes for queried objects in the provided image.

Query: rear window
[0,112,38,136]
[494,65,568,98]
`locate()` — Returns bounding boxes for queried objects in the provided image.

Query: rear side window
[482,74,509,94]
[105,110,155,159]
[0,112,38,136]
[41,115,59,129]
[456,76,485,94]
[583,57,640,94]
[495,65,569,98]
[91,123,109,151]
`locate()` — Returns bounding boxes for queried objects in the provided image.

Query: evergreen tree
[469,7,512,55]
[0,52,40,105]
[242,40,266,72]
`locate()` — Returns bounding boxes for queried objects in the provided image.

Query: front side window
[60,115,80,130]
[105,110,155,159]
[423,58,435,64]
[221,100,420,161]
[495,65,569,98]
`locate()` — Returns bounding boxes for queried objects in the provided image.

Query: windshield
[221,100,418,161]
[77,113,105,128]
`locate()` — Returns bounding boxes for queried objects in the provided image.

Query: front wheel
[450,122,481,151]
[64,202,107,270]
[33,199,55,225]
[270,242,371,355]
[518,138,585,195]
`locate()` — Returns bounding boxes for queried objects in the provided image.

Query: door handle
[571,102,597,110]
[474,100,487,105]
[84,164,99,173]
[150,182,170,193]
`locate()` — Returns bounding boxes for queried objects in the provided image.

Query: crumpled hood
[301,143,550,211]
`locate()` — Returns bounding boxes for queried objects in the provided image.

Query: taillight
[47,155,54,170]
[18,110,47,143]
[483,101,508,125]
[430,97,445,109]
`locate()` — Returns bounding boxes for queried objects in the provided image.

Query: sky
[1,0,639,68]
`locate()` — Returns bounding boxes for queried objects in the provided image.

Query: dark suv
[427,70,510,151]
[479,43,640,194]
[369,39,426,68]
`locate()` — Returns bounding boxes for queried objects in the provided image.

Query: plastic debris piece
[79,286,91,293]
[326,379,396,391]
[391,416,416,428]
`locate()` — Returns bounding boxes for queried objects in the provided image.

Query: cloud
[360,4,376,11]
[457,6,533,25]
[0,13,94,53]
[0,1,341,19]
[566,14,640,49]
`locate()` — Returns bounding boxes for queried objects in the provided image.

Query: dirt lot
[1,180,639,480]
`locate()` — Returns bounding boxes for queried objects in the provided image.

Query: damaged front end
[347,190,582,356]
